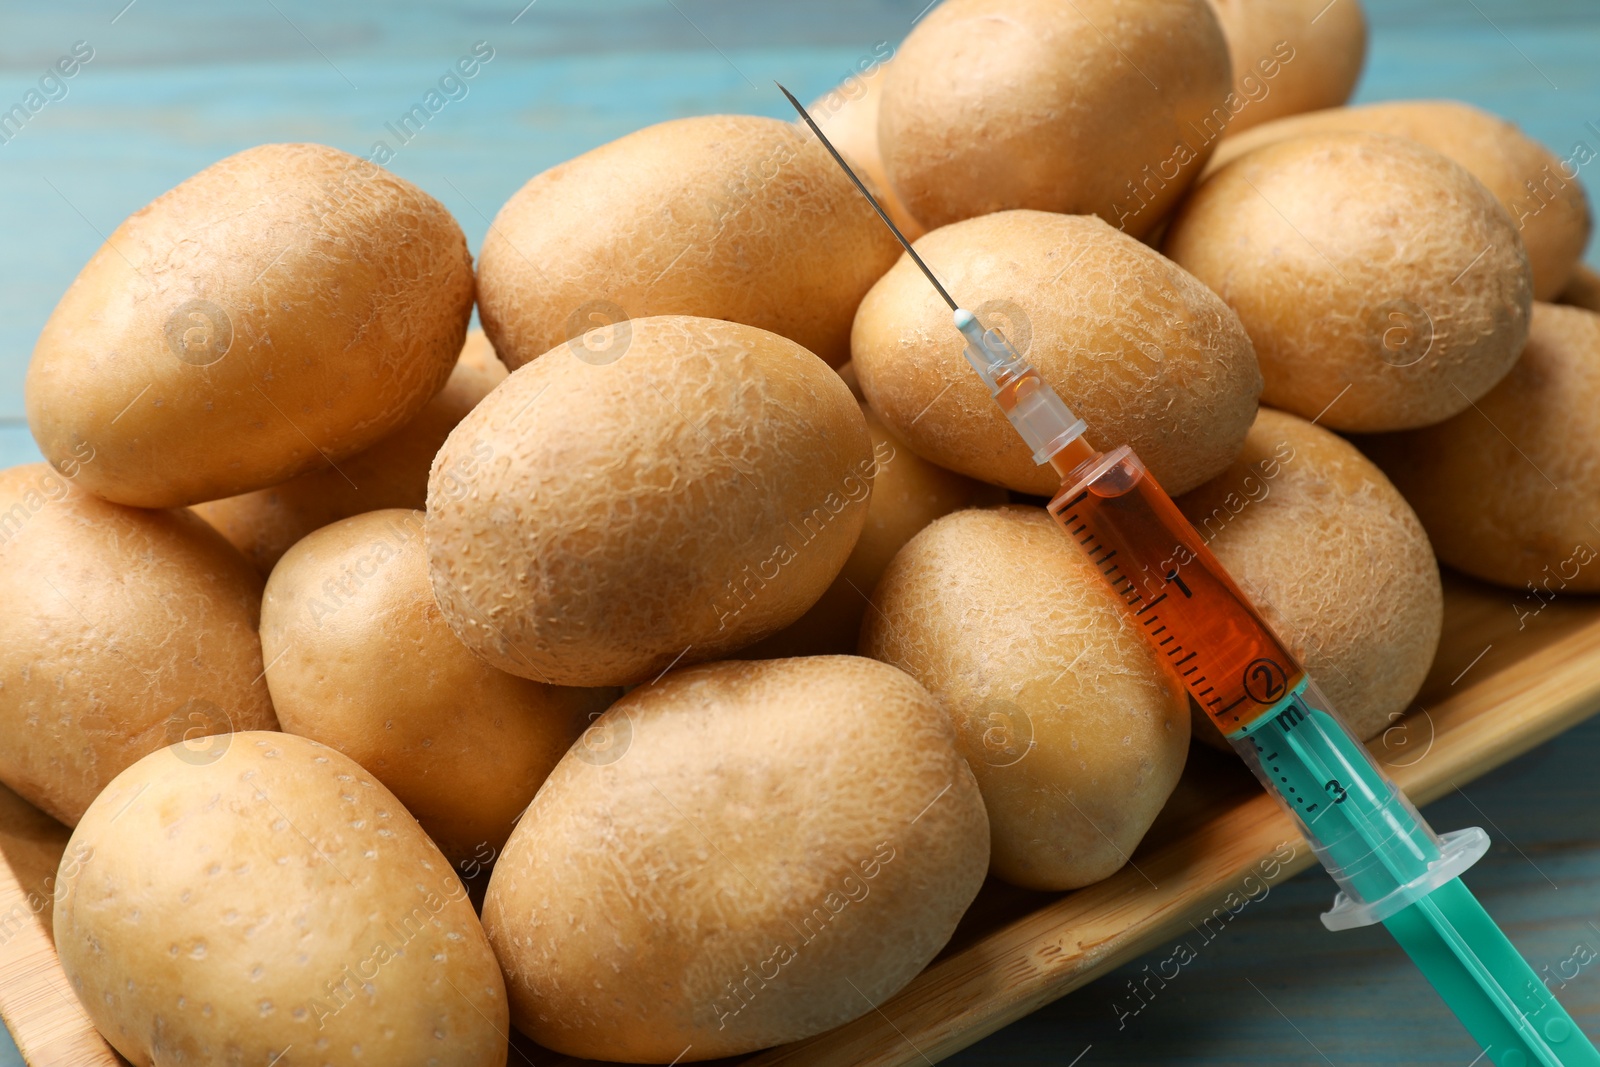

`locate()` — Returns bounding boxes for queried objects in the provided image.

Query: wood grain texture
[0,786,120,1067]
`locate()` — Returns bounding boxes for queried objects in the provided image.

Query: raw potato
[482,656,989,1062]
[853,210,1262,496]
[1557,263,1600,313]
[426,316,873,687]
[862,507,1189,890]
[740,405,1005,658]
[55,733,508,1067]
[476,115,901,369]
[26,143,474,508]
[1165,132,1533,432]
[808,57,925,240]
[879,0,1233,237]
[260,510,617,864]
[1178,408,1442,745]
[1363,303,1600,594]
[836,359,865,400]
[194,330,507,574]
[0,464,277,826]
[1205,0,1367,134]
[1206,100,1593,299]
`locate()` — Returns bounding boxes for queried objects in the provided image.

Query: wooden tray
[5,570,1600,1067]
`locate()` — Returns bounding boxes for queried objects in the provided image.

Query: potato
[1165,132,1533,431]
[853,210,1262,496]
[879,0,1233,237]
[1363,303,1600,595]
[1558,263,1600,313]
[193,330,506,574]
[740,405,1006,658]
[476,115,900,370]
[26,143,474,508]
[426,316,873,687]
[0,463,277,825]
[54,733,508,1067]
[808,57,925,240]
[862,506,1189,890]
[1206,100,1593,299]
[836,359,865,400]
[260,509,617,864]
[1205,0,1367,134]
[481,656,988,1061]
[1178,408,1441,745]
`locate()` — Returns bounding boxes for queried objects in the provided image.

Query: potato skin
[193,331,506,574]
[1363,303,1600,595]
[879,0,1233,237]
[0,463,277,826]
[1207,100,1592,299]
[54,733,508,1067]
[481,656,988,1062]
[853,210,1262,496]
[1560,264,1600,313]
[26,143,474,507]
[261,510,616,864]
[1206,0,1367,133]
[426,316,873,687]
[862,507,1189,890]
[740,405,1006,658]
[1166,132,1532,432]
[476,115,900,370]
[1178,408,1441,744]
[808,58,925,240]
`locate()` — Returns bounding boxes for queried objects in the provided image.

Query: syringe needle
[775,81,960,312]
[777,82,1092,476]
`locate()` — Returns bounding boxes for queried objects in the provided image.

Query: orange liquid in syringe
[1044,440,1305,737]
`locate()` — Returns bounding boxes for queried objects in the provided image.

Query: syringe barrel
[1048,445,1485,929]
[1227,679,1488,929]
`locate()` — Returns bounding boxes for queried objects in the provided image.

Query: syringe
[780,83,1600,1067]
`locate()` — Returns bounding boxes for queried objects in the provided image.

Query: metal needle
[775,81,960,312]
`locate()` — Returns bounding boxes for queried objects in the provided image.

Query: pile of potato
[3,0,1594,1062]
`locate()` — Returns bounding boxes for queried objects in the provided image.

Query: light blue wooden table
[3,1,1598,1064]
